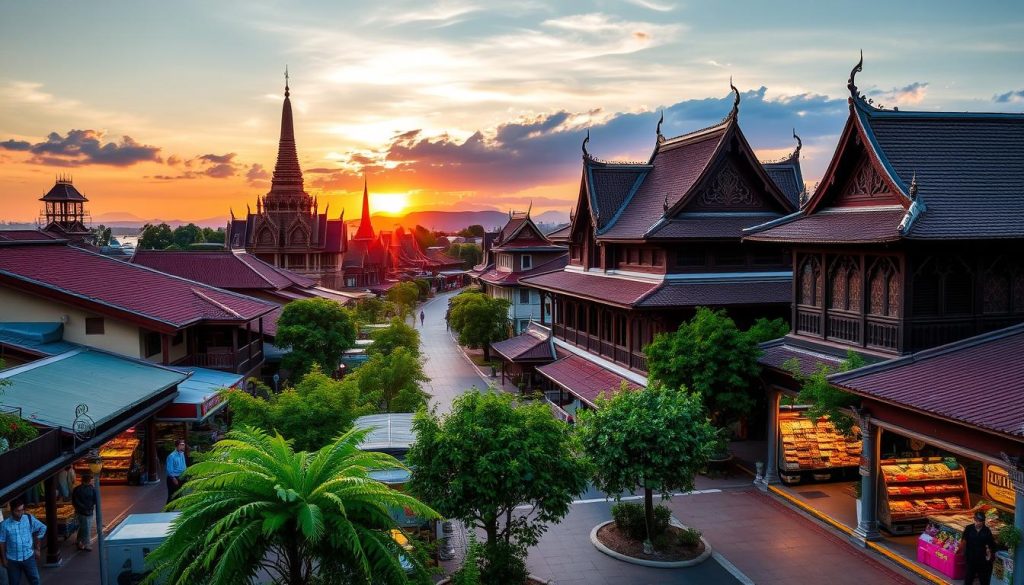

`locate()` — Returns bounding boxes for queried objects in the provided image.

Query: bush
[0,413,39,450]
[611,502,671,540]
[678,527,702,547]
[480,541,527,585]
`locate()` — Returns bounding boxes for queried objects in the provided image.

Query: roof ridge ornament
[729,76,740,119]
[792,128,802,159]
[909,171,918,200]
[848,50,863,99]
[656,109,665,143]
[284,65,290,98]
[582,129,591,158]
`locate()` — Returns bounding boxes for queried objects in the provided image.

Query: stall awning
[536,353,641,408]
[157,367,243,423]
[0,348,187,429]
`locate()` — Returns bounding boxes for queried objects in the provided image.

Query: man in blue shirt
[165,439,188,503]
[0,498,46,585]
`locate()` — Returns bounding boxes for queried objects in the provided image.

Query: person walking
[419,310,425,327]
[71,475,97,552]
[0,499,46,585]
[963,510,995,585]
[165,439,188,503]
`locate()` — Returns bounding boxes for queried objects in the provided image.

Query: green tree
[413,278,430,301]
[386,281,420,320]
[785,351,867,436]
[172,223,205,248]
[276,298,357,378]
[447,292,510,361]
[744,317,790,344]
[92,224,112,246]
[407,391,587,584]
[368,318,420,358]
[448,243,482,268]
[143,426,439,585]
[577,383,719,549]
[412,225,436,250]
[138,223,174,250]
[354,348,429,413]
[645,307,764,424]
[225,366,374,451]
[457,224,485,238]
[353,297,392,326]
[201,226,226,244]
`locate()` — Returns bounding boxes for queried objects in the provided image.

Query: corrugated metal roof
[831,324,1024,438]
[0,349,187,429]
[354,413,416,451]
[0,322,79,356]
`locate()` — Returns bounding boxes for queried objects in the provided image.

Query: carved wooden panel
[833,157,901,207]
[798,255,823,307]
[689,162,770,211]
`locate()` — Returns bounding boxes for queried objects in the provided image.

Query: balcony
[551,323,647,373]
[192,339,264,374]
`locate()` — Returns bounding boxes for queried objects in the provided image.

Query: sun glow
[372,193,410,215]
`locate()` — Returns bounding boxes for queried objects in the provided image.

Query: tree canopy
[138,223,174,250]
[353,347,429,413]
[413,224,437,250]
[386,282,420,319]
[407,391,587,584]
[645,307,768,424]
[352,297,396,326]
[172,223,205,248]
[367,318,420,358]
[457,224,485,238]
[448,243,482,268]
[225,366,374,451]
[785,351,866,436]
[447,292,510,360]
[276,298,357,378]
[577,383,719,546]
[143,426,439,585]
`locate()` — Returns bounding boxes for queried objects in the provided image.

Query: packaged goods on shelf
[879,457,969,534]
[777,411,861,472]
[917,505,1007,580]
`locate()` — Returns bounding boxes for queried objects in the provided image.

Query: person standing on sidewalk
[420,310,425,327]
[71,475,97,552]
[0,498,46,585]
[165,439,188,503]
[963,510,995,585]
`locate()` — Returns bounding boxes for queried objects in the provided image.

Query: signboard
[983,464,1017,509]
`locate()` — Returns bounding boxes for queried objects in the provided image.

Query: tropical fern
[142,426,439,585]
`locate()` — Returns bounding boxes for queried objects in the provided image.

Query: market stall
[878,457,970,535]
[777,408,861,484]
[918,505,1011,581]
[73,431,142,485]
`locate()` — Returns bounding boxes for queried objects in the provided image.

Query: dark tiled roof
[521,270,659,307]
[479,254,568,286]
[498,216,528,243]
[228,219,248,249]
[491,323,554,362]
[763,158,805,208]
[325,218,346,253]
[40,180,87,202]
[0,242,275,328]
[599,124,728,239]
[831,324,1024,437]
[647,213,782,239]
[131,250,314,290]
[744,208,905,244]
[0,230,60,242]
[536,353,641,407]
[545,224,571,242]
[587,163,649,231]
[757,338,846,376]
[425,248,464,267]
[636,278,791,308]
[861,109,1024,239]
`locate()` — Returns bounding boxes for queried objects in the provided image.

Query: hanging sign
[984,464,1017,509]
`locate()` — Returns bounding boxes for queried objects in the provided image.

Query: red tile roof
[491,323,554,362]
[647,213,783,240]
[757,339,846,376]
[131,250,314,290]
[479,254,568,287]
[636,278,790,308]
[745,208,905,244]
[536,353,641,407]
[521,270,659,307]
[831,324,1024,438]
[0,230,60,242]
[0,242,275,330]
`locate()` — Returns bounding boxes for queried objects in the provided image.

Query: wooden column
[161,334,171,365]
[44,475,60,566]
[231,327,239,372]
[146,417,159,483]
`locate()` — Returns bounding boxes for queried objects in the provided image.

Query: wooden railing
[551,323,648,373]
[193,339,264,373]
[865,316,900,351]
[796,307,822,337]
[0,429,62,492]
[826,312,861,344]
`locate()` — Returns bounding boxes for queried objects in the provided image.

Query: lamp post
[88,451,108,585]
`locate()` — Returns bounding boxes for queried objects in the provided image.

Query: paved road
[418,290,495,414]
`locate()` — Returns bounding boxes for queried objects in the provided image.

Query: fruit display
[879,457,969,531]
[778,411,861,471]
[73,433,141,484]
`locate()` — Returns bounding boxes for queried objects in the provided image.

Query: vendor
[963,510,995,585]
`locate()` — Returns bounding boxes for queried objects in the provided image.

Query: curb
[589,520,712,568]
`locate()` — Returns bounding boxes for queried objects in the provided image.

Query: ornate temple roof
[40,176,88,202]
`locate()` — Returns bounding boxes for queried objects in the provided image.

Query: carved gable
[833,156,901,207]
[686,160,773,212]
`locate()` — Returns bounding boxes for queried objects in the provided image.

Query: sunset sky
[1,1,1021,224]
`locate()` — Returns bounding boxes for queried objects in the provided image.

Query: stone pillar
[853,412,881,544]
[755,388,781,491]
[1000,453,1024,585]
[44,475,61,566]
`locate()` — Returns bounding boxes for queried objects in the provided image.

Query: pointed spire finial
[909,171,918,200]
[284,65,290,98]
[582,129,590,158]
[663,193,670,214]
[848,50,863,97]
[792,128,802,158]
[526,200,532,217]
[729,76,740,118]
[656,109,665,143]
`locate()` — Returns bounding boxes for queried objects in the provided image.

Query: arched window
[868,257,900,317]
[912,257,973,316]
[798,255,822,307]
[829,256,861,311]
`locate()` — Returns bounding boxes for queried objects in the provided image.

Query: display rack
[917,505,1006,580]
[777,410,861,483]
[74,434,140,484]
[879,457,969,535]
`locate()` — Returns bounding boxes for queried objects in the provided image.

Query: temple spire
[354,174,375,240]
[265,69,306,203]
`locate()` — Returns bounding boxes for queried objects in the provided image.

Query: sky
[1,0,1022,223]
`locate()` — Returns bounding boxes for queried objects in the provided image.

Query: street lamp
[88,451,108,585]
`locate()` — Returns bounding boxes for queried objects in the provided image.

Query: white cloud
[625,0,675,12]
